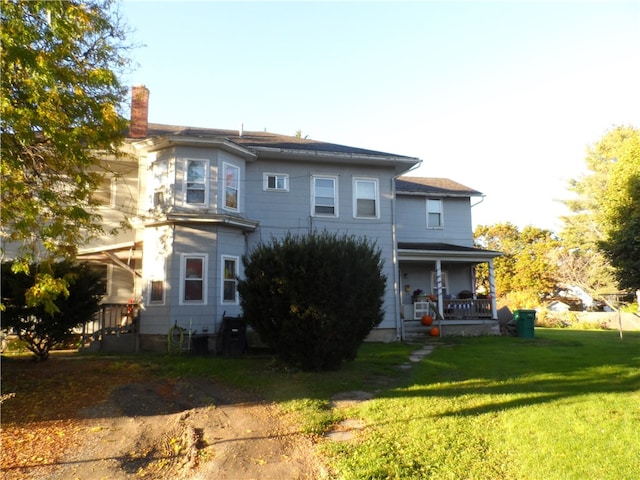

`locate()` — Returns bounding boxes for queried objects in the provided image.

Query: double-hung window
[222,256,239,303]
[151,159,168,208]
[426,198,443,228]
[186,159,207,205]
[181,254,207,303]
[224,163,240,211]
[354,178,379,218]
[93,177,117,208]
[312,175,337,216]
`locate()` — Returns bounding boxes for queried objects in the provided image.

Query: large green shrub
[237,231,386,370]
[1,260,105,361]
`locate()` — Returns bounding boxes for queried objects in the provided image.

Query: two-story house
[79,86,500,351]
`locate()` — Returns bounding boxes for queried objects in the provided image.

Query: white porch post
[436,259,444,318]
[488,259,498,319]
[471,266,477,299]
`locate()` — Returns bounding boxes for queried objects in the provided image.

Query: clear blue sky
[120,0,640,232]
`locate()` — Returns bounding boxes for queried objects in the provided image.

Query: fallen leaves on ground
[1,353,156,476]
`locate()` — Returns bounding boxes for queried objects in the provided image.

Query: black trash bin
[190,335,209,355]
[514,309,536,338]
[218,316,247,355]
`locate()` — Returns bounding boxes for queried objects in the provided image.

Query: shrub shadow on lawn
[377,330,640,417]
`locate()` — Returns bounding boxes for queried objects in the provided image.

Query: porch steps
[403,318,501,340]
[403,319,436,343]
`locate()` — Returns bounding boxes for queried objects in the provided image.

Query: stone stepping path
[325,344,436,441]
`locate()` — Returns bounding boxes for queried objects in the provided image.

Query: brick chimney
[129,85,149,138]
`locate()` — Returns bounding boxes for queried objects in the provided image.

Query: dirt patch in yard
[1,356,329,480]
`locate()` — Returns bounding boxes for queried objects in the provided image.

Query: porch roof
[397,242,501,262]
[78,241,143,277]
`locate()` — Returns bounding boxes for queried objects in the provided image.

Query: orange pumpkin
[430,326,440,337]
[421,314,433,326]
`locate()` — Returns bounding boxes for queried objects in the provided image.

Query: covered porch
[397,242,502,339]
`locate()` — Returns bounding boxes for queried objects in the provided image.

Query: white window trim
[183,158,210,207]
[150,158,169,209]
[311,174,339,217]
[221,255,240,304]
[263,172,289,192]
[353,177,380,219]
[426,198,444,229]
[94,177,117,209]
[222,162,241,212]
[147,279,165,305]
[179,253,208,305]
[108,177,117,208]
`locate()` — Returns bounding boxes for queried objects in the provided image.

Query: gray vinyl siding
[159,146,248,215]
[164,225,244,334]
[245,159,399,330]
[245,160,393,237]
[139,145,414,335]
[396,195,474,247]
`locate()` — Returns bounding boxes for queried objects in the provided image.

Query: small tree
[1,261,105,361]
[237,231,386,371]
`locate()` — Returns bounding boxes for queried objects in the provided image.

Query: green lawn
[149,329,640,480]
[77,329,640,479]
[322,330,640,479]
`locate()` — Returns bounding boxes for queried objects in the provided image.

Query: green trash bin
[514,309,536,338]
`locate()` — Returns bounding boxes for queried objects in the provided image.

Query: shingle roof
[144,123,415,159]
[396,176,483,197]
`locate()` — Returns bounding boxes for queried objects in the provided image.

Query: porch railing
[83,303,140,338]
[443,299,492,319]
[414,299,493,320]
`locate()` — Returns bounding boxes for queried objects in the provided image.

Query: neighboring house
[71,86,501,350]
[548,301,571,312]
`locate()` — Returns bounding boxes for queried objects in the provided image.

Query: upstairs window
[181,254,207,304]
[224,163,240,211]
[151,159,168,208]
[222,256,239,303]
[263,173,289,191]
[427,198,443,228]
[186,159,207,205]
[93,177,117,208]
[312,175,337,216]
[354,178,379,218]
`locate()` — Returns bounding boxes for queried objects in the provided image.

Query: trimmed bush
[237,231,386,370]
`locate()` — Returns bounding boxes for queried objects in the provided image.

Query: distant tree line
[475,126,640,310]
